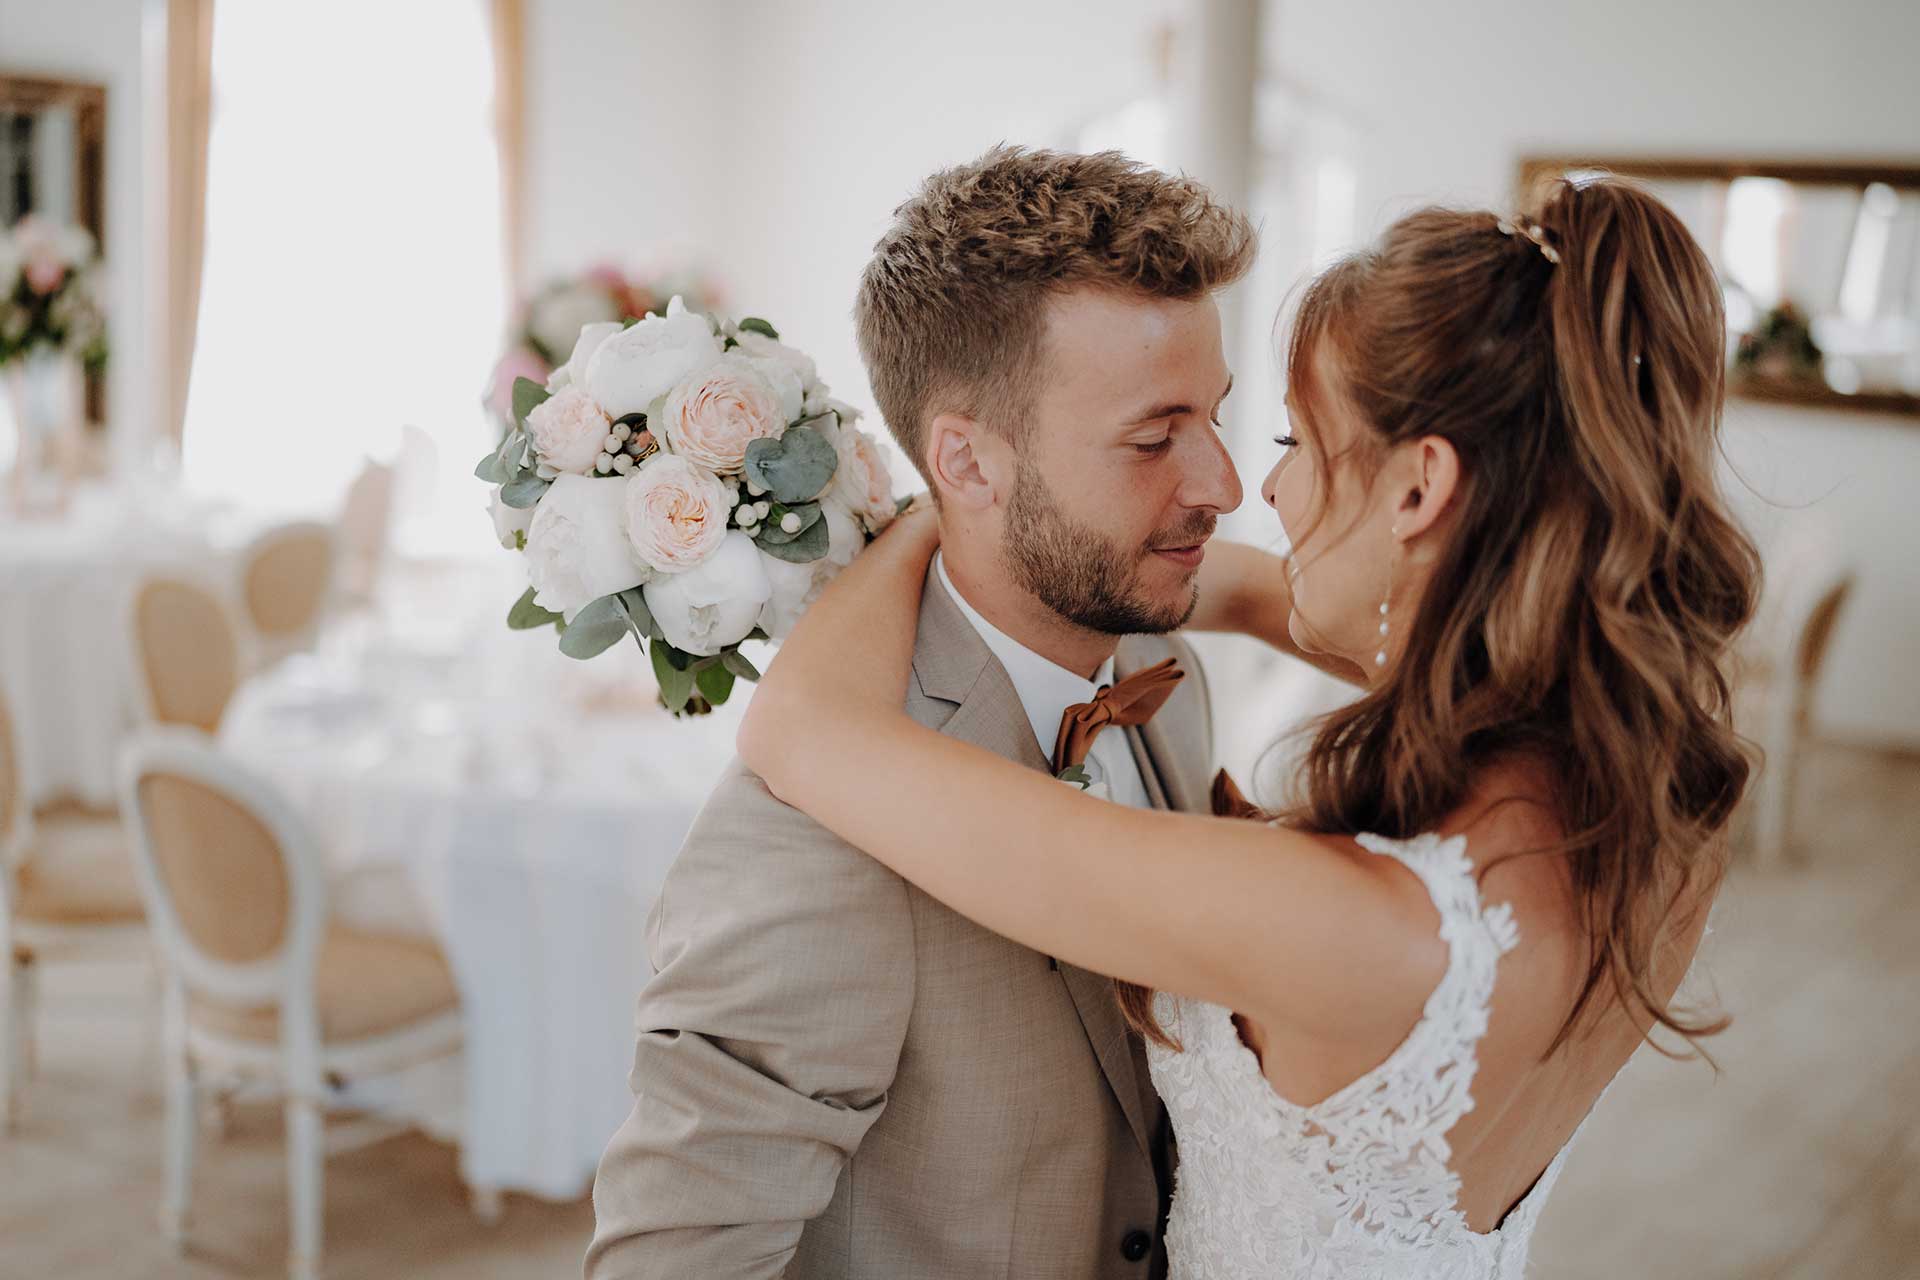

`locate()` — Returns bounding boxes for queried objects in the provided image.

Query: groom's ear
[927,412,1013,511]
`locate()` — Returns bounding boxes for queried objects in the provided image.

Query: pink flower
[525,386,611,475]
[660,355,788,474]
[623,453,730,573]
[24,260,66,295]
[830,423,899,532]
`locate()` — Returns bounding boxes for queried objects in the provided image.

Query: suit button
[1120,1230,1152,1262]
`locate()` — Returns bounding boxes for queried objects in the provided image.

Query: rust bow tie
[1050,658,1185,775]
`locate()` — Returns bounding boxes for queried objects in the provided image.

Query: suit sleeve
[585,760,916,1279]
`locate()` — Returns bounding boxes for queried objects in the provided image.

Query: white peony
[733,330,819,391]
[643,531,772,657]
[546,320,623,394]
[820,499,865,569]
[525,386,612,475]
[757,549,841,640]
[523,474,652,622]
[584,294,722,419]
[487,486,534,550]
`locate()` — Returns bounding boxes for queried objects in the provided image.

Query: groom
[587,146,1254,1279]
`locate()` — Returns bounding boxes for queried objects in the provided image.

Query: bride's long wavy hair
[1121,177,1760,1056]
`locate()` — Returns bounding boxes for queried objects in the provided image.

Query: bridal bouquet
[477,298,905,714]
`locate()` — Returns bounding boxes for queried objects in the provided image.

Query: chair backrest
[127,575,244,732]
[118,729,327,1013]
[1796,574,1854,688]
[335,460,395,604]
[239,521,337,643]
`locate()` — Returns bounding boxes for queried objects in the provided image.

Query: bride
[736,176,1760,1277]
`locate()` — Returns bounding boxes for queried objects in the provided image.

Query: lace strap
[1350,830,1520,1141]
[1355,831,1521,963]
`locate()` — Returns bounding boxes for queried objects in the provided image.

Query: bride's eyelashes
[1274,434,1299,449]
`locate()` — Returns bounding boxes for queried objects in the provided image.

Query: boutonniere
[1056,765,1112,803]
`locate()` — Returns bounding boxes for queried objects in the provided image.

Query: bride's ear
[1391,434,1461,541]
[928,412,1013,511]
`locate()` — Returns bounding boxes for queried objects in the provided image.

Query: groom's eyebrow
[1122,374,1235,426]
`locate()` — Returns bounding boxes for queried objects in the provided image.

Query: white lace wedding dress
[1145,831,1604,1279]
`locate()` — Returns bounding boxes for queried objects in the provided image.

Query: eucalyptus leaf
[500,475,550,509]
[474,452,511,484]
[694,663,736,706]
[506,586,562,631]
[650,638,695,712]
[721,649,761,682]
[615,588,653,641]
[753,501,823,546]
[743,426,837,505]
[737,317,779,340]
[512,376,551,428]
[558,594,630,659]
[755,516,830,564]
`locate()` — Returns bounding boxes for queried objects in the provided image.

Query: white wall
[0,0,149,444]
[526,0,1176,437]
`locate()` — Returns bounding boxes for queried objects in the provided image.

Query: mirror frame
[1517,155,1920,419]
[1,73,109,425]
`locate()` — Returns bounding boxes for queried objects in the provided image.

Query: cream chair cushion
[13,805,144,925]
[188,923,458,1047]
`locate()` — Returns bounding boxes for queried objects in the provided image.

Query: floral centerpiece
[485,264,718,431]
[0,215,107,371]
[477,298,905,715]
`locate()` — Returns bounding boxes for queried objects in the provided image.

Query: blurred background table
[0,479,263,810]
[216,587,741,1200]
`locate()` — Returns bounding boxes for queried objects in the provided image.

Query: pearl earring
[1376,527,1400,669]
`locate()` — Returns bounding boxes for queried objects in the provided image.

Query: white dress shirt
[934,553,1152,810]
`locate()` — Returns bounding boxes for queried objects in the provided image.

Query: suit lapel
[915,574,1156,1166]
[1117,636,1200,815]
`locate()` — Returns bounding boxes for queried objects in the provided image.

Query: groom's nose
[1176,421,1244,515]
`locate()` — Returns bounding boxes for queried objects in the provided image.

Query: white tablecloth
[0,483,258,808]
[219,631,741,1200]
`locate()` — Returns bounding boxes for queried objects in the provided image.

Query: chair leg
[14,950,37,1083]
[1,944,18,1133]
[161,1049,198,1245]
[286,1094,324,1280]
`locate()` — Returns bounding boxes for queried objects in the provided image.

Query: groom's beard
[1002,459,1215,636]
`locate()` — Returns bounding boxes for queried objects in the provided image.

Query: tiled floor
[3,742,1917,1278]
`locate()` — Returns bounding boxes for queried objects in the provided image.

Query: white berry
[755,501,772,518]
[604,433,622,453]
[746,481,766,498]
[780,512,802,533]
[612,422,632,442]
[612,453,635,475]
[594,454,613,474]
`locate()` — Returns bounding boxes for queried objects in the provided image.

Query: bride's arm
[1184,541,1366,685]
[737,517,1437,1039]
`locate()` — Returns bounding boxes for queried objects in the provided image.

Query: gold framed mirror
[1519,156,1920,419]
[2,73,108,426]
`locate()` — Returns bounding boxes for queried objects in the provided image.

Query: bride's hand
[739,504,939,785]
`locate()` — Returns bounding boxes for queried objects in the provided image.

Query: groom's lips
[1151,544,1206,570]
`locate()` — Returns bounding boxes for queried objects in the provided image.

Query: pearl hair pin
[1495,215,1561,265]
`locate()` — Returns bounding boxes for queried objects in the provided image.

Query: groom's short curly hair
[855,146,1256,481]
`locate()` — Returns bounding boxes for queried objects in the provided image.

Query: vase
[2,349,81,517]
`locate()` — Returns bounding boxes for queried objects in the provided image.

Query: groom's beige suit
[586,572,1214,1279]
